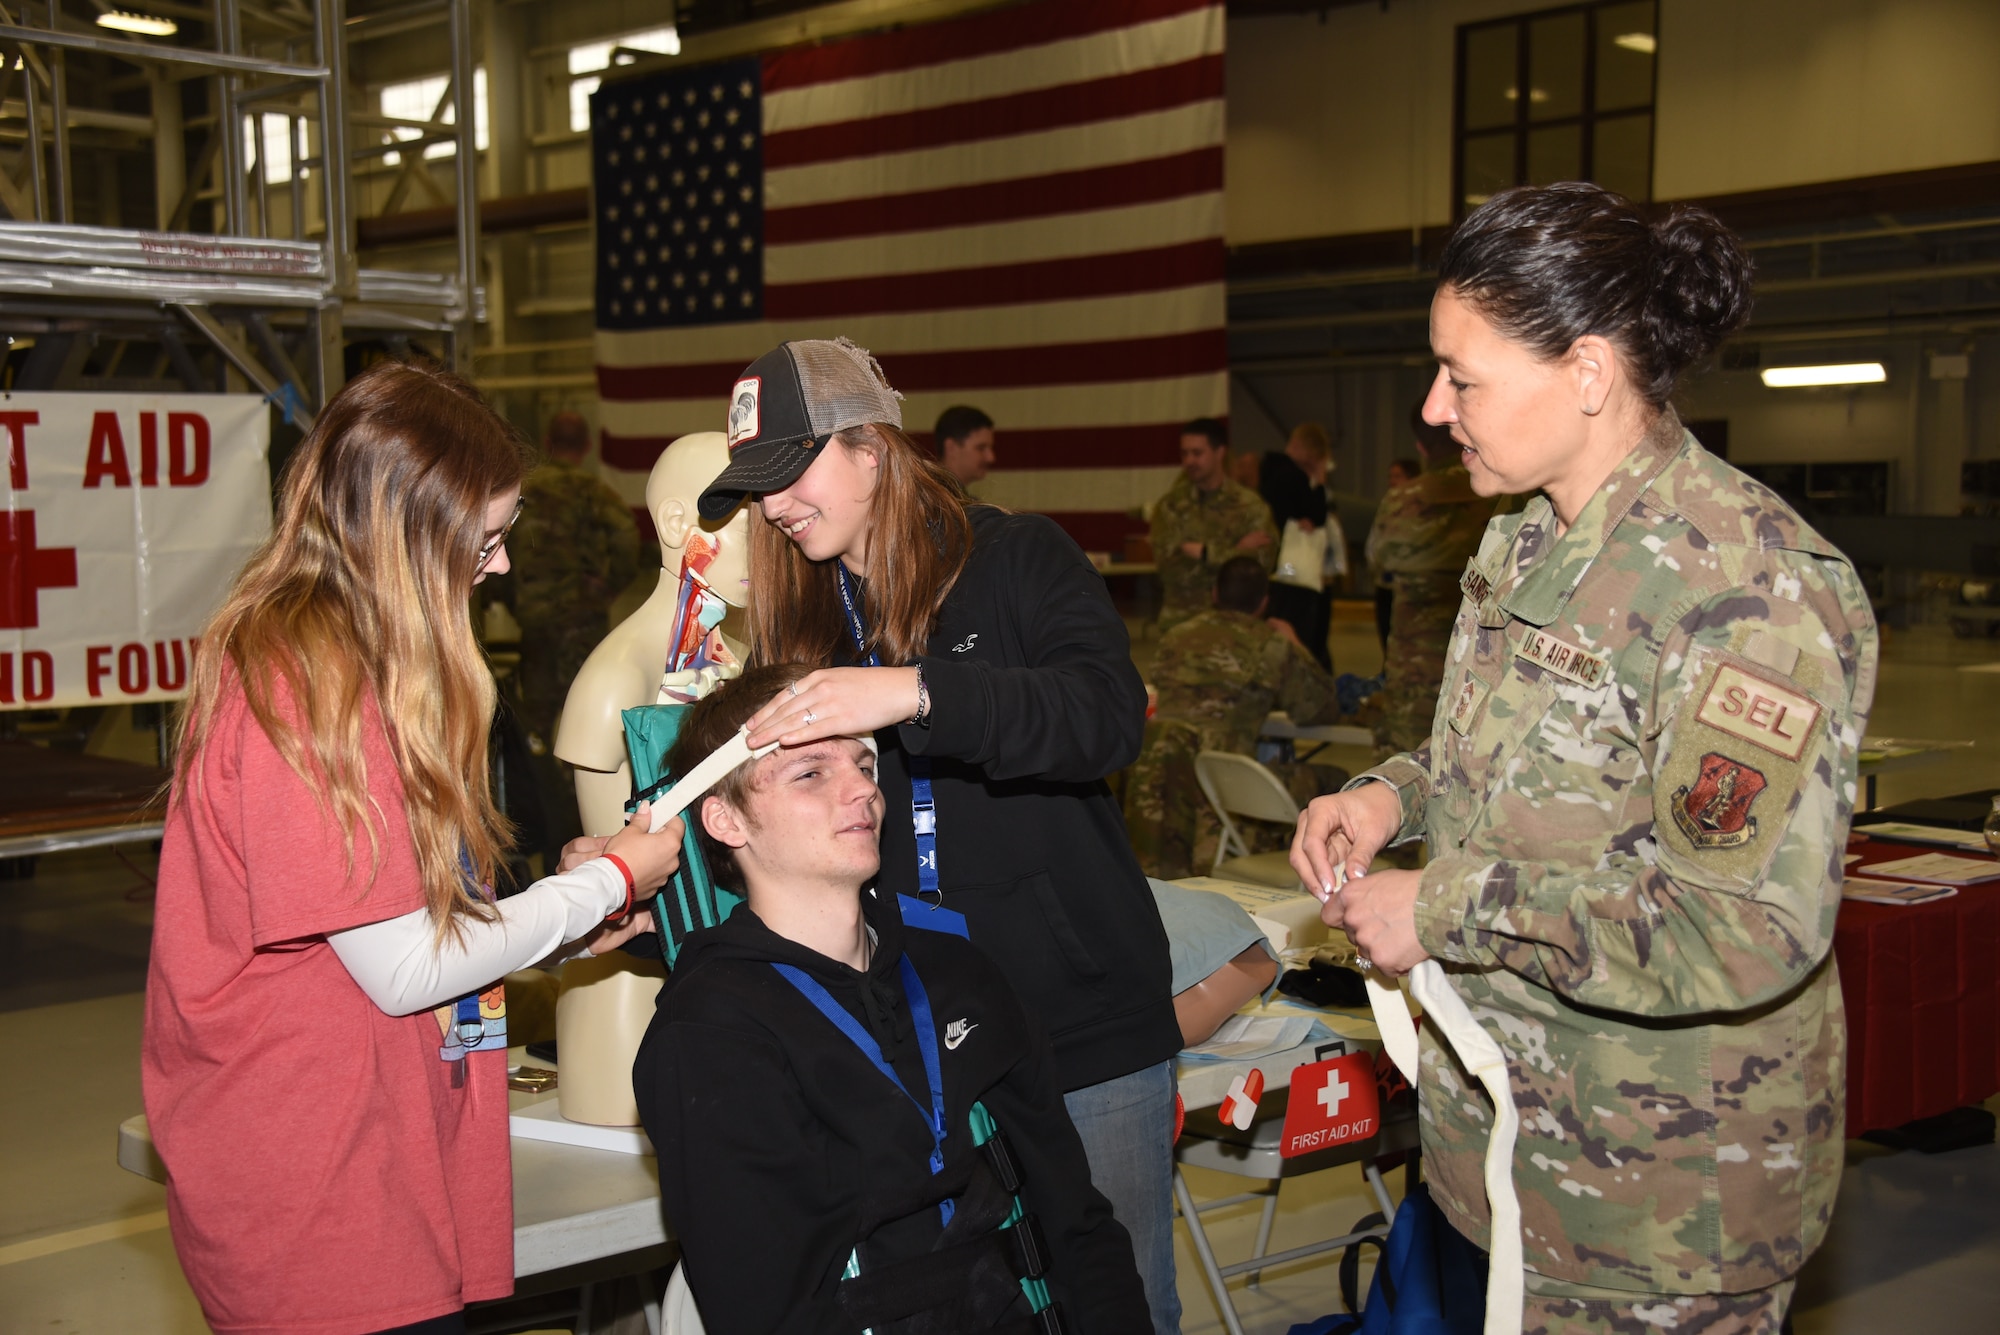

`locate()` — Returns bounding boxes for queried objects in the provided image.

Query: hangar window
[377,69,489,165]
[568,26,682,133]
[1455,1,1657,215]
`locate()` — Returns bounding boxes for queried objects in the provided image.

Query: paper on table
[1855,822,1990,853]
[1843,878,1959,906]
[1860,852,2000,885]
[1183,1013,1316,1062]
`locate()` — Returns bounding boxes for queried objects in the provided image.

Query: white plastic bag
[1274,519,1329,591]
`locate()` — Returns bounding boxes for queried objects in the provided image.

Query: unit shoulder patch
[1671,752,1769,848]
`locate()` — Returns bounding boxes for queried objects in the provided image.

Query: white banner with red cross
[1,393,270,709]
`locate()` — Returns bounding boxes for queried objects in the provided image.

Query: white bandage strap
[1368,962,1523,1335]
[645,725,878,833]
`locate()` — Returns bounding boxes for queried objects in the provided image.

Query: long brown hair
[174,359,528,944]
[746,422,974,667]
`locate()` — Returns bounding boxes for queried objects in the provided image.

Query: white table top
[1261,712,1375,747]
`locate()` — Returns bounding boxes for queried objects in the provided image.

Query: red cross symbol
[0,510,77,630]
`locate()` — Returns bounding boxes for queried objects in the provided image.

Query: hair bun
[1646,205,1754,375]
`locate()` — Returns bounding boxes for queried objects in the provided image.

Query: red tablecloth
[1834,836,2000,1134]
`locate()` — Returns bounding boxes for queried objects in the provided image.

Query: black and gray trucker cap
[698,337,904,520]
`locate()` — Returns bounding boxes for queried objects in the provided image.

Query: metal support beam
[174,304,310,427]
[168,125,219,231]
[17,39,39,218]
[244,309,313,418]
[307,299,343,407]
[217,0,246,235]
[150,68,185,229]
[45,48,66,222]
[316,0,354,299]
[157,323,205,391]
[0,23,328,78]
[448,0,478,372]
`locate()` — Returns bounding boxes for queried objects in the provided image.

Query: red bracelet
[602,853,637,921]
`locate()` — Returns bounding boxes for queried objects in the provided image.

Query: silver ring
[802,709,817,724]
[1355,955,1373,972]
[789,681,801,697]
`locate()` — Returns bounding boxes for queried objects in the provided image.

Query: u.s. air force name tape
[645,725,878,834]
[1367,961,1524,1335]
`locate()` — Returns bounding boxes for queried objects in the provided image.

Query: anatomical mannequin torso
[555,432,752,836]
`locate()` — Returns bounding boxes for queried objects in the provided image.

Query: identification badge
[1516,629,1610,688]
[1447,671,1489,735]
[1694,663,1821,761]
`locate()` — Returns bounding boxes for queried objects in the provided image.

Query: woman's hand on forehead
[744,667,921,750]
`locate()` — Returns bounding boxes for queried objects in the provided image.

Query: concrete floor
[3,619,1997,1333]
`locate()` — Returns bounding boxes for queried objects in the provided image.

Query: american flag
[590,0,1226,552]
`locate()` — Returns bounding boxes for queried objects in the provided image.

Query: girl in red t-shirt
[143,360,684,1335]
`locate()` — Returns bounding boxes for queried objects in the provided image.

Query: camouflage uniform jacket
[1358,413,1878,1295]
[1368,465,1493,575]
[1154,608,1335,755]
[510,460,641,633]
[1149,475,1278,628]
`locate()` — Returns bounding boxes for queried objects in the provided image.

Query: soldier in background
[1368,456,1423,653]
[509,411,640,747]
[932,404,996,487]
[1370,403,1496,753]
[1149,418,1277,631]
[1124,557,1342,877]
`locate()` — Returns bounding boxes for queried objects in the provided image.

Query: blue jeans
[1065,1059,1181,1335]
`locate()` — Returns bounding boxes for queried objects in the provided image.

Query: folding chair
[1194,749,1305,889]
[1175,1087,1419,1335]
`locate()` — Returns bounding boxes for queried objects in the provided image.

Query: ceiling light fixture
[1613,32,1657,55]
[1760,363,1887,388]
[97,10,178,36]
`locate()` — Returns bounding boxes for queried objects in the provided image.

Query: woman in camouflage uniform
[1293,184,1878,1334]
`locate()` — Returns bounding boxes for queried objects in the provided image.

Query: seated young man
[633,664,1150,1335]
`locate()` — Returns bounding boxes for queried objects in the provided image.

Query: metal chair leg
[1364,1159,1397,1225]
[1245,1181,1281,1290]
[1174,1166,1247,1335]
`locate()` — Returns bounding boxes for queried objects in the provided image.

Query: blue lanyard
[835,565,943,906]
[773,953,954,1226]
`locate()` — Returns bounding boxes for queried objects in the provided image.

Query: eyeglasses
[476,498,525,574]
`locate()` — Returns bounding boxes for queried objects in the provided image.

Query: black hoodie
[635,888,1151,1334]
[863,505,1180,1092]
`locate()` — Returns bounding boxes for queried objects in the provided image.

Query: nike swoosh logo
[944,1020,978,1050]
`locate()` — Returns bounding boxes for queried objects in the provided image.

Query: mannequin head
[647,432,751,606]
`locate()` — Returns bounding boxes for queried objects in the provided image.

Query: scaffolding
[0,0,484,429]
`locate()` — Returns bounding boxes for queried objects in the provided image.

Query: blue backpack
[1289,1184,1486,1335]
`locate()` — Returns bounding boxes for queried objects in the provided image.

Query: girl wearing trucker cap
[699,337,1184,1332]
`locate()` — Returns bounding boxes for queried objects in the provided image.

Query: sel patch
[1694,663,1821,762]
